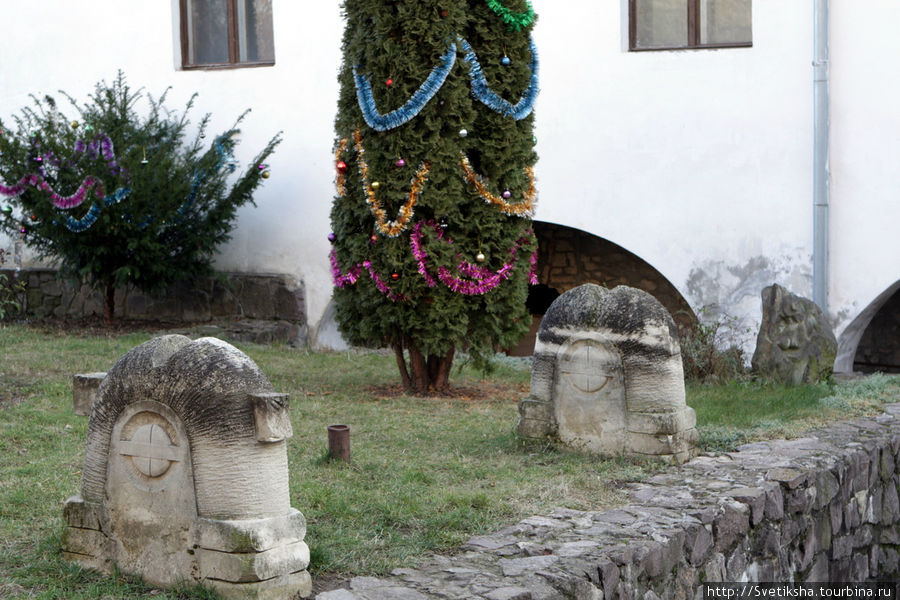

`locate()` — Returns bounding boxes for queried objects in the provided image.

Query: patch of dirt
[369,381,527,402]
[307,572,351,596]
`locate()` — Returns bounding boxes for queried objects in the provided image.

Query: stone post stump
[61,335,311,599]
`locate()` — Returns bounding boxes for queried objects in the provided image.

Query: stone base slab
[197,542,310,583]
[198,509,307,553]
[205,569,312,600]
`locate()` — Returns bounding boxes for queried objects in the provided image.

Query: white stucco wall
[533,0,816,354]
[828,0,900,369]
[2,0,897,364]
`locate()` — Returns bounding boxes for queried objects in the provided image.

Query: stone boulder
[751,284,837,384]
[517,284,697,463]
[61,335,311,599]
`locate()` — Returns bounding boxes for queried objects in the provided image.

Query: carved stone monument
[751,283,837,384]
[61,335,311,599]
[517,284,697,463]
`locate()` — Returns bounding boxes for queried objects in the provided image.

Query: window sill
[629,42,752,52]
[181,60,275,71]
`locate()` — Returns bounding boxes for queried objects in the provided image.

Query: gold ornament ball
[371,181,380,190]
[476,252,485,263]
[261,170,271,179]
[71,121,80,129]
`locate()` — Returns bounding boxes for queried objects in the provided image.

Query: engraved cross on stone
[560,341,613,394]
[119,423,179,478]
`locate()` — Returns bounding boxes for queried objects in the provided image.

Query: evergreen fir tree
[330,0,538,393]
[0,72,280,324]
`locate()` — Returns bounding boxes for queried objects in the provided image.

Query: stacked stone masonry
[318,405,900,600]
[532,223,694,329]
[0,268,306,345]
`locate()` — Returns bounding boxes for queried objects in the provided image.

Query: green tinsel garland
[484,0,535,32]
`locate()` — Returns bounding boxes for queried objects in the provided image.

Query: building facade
[1,0,897,372]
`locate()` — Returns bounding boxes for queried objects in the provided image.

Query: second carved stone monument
[518,284,696,463]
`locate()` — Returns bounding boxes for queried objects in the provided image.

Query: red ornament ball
[386,78,394,87]
[391,272,400,280]
[336,160,349,174]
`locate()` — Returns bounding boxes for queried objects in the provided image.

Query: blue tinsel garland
[354,42,457,132]
[458,36,539,120]
[63,186,132,232]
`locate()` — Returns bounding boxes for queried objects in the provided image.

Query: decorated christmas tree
[330,0,539,393]
[0,73,280,324]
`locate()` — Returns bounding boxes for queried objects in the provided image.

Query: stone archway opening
[507,221,696,356]
[853,284,900,373]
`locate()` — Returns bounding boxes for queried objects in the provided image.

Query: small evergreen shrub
[0,72,280,323]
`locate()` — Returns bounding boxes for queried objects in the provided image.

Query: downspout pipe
[813,0,830,313]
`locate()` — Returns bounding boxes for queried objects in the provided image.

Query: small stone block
[62,495,102,530]
[205,568,312,600]
[198,509,307,553]
[251,393,293,442]
[197,540,310,583]
[73,372,106,416]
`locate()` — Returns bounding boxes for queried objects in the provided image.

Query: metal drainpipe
[813,0,830,313]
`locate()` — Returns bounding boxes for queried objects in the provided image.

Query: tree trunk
[103,280,115,326]
[397,342,455,395]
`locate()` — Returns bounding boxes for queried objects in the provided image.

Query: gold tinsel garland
[334,138,348,197]
[460,153,535,217]
[353,129,431,237]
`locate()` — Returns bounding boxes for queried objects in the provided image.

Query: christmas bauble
[328,232,337,243]
[501,56,511,66]
[336,160,349,174]
[502,190,512,199]
[395,158,406,168]
[371,181,380,190]
[476,252,485,263]
[459,128,468,138]
[261,170,271,179]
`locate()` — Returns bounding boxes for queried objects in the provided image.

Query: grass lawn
[1,322,898,599]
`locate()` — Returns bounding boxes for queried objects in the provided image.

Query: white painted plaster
[1,0,897,362]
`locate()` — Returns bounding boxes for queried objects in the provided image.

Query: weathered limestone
[518,284,697,463]
[752,283,838,384]
[61,335,311,599]
[317,404,900,599]
[72,372,106,416]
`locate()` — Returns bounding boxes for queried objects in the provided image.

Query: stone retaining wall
[317,405,900,600]
[0,267,307,345]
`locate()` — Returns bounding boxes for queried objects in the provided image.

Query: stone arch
[532,221,694,325]
[509,221,697,356]
[837,279,900,373]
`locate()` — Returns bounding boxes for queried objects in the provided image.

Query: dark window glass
[630,0,751,51]
[181,0,274,68]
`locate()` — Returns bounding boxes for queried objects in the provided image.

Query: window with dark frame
[629,0,751,51]
[180,0,275,69]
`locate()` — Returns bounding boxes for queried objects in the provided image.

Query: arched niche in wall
[849,280,900,374]
[508,221,697,356]
[835,279,900,373]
